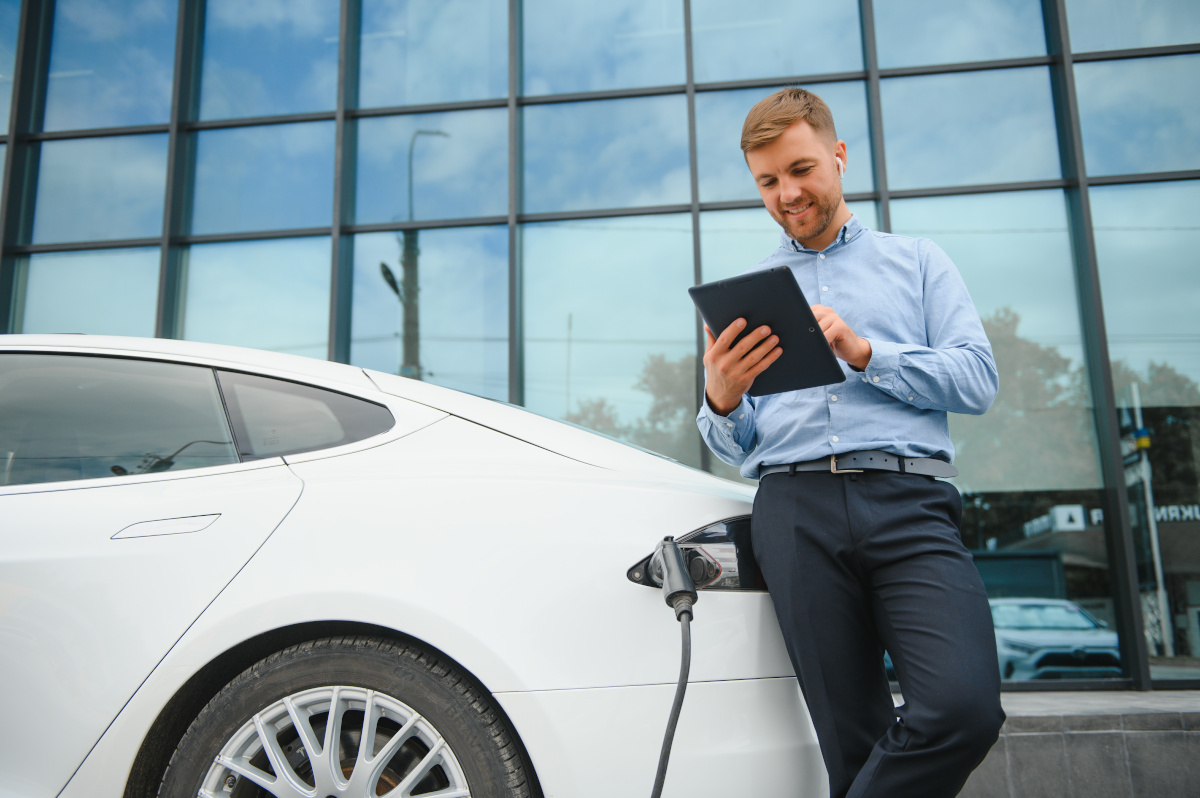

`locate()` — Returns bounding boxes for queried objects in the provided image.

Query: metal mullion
[519,205,693,224]
[1042,0,1151,690]
[889,179,1070,199]
[517,84,687,106]
[350,98,508,119]
[328,0,361,364]
[176,227,332,245]
[507,0,521,405]
[1072,43,1200,63]
[156,0,203,339]
[0,0,55,334]
[682,0,710,472]
[694,71,869,93]
[858,0,890,231]
[347,216,509,235]
[15,238,162,254]
[29,124,170,140]
[1088,169,1200,187]
[185,111,336,131]
[878,55,1053,79]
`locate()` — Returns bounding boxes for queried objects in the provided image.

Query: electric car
[990,598,1121,680]
[0,334,826,798]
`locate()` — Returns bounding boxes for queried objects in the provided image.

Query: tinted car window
[0,354,239,486]
[216,370,394,460]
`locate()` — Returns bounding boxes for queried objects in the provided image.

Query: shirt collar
[784,214,865,253]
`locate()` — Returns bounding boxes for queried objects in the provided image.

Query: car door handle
[112,514,221,540]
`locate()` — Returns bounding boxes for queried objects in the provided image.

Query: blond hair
[741,88,838,152]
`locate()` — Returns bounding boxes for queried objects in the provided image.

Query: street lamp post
[396,128,449,379]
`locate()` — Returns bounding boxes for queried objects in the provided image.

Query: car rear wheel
[157,636,533,798]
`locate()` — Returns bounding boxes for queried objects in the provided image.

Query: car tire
[157,636,534,798]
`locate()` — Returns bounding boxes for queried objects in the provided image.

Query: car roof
[0,334,369,389]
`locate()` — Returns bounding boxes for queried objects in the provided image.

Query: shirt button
[737,413,744,419]
[821,286,829,292]
[819,253,826,260]
[861,376,868,383]
[908,396,914,401]
[831,435,839,442]
[830,395,838,401]
[872,376,880,383]
[725,421,733,427]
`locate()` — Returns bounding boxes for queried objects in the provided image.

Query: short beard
[777,185,841,245]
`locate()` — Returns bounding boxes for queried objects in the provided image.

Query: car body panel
[495,677,827,797]
[0,463,303,798]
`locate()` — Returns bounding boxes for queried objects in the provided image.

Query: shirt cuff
[862,338,899,390]
[701,394,753,438]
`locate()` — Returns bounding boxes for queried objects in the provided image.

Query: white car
[0,335,825,798]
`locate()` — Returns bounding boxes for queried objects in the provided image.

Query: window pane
[699,203,878,284]
[1066,0,1200,52]
[216,370,394,460]
[0,354,238,486]
[181,237,330,359]
[523,96,689,213]
[0,0,20,132]
[350,227,508,400]
[522,0,684,95]
[41,0,176,130]
[354,110,507,224]
[881,68,1060,190]
[359,0,506,108]
[873,0,1045,69]
[198,0,338,119]
[1093,180,1200,678]
[690,0,862,82]
[1075,55,1200,178]
[31,135,167,244]
[696,84,872,204]
[893,191,1125,681]
[190,122,334,235]
[15,248,159,336]
[524,214,700,466]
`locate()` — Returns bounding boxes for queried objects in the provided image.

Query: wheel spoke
[363,715,420,791]
[216,754,277,792]
[251,713,317,798]
[386,738,447,798]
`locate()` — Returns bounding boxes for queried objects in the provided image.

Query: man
[697,88,1005,798]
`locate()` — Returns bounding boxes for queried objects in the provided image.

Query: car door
[0,353,304,798]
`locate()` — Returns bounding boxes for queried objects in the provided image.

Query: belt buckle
[830,455,863,474]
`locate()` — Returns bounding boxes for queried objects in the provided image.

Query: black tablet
[688,266,845,396]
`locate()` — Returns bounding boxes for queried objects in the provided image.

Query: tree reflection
[565,353,700,467]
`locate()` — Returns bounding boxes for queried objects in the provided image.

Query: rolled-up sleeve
[696,394,757,467]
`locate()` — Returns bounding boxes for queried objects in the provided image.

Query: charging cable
[649,536,698,798]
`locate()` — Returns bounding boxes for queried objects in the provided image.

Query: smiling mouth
[783,202,812,217]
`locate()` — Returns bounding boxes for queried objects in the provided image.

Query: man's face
[745,121,847,249]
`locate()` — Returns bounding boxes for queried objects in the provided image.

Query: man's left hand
[812,305,872,371]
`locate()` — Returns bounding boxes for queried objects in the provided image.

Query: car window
[216,370,394,460]
[0,354,239,486]
[990,603,1099,630]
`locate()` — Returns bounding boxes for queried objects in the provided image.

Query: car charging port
[648,536,697,798]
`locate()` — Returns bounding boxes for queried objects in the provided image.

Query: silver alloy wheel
[199,685,471,798]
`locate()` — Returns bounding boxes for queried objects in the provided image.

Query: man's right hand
[703,319,781,415]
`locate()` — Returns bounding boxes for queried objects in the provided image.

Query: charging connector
[649,536,697,798]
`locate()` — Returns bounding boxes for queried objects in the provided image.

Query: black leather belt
[759,450,957,479]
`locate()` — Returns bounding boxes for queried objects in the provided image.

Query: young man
[697,88,1005,798]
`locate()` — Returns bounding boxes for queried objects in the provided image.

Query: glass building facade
[1,0,1198,689]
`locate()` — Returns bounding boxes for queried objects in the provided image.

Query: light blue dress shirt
[697,215,997,479]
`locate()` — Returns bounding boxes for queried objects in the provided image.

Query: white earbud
[836,156,845,178]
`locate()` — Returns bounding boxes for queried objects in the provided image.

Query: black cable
[651,602,692,798]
